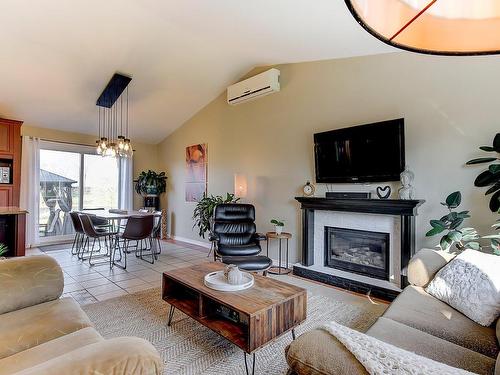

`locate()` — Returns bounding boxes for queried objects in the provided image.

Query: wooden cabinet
[0,118,22,206]
[0,124,12,153]
[0,187,12,207]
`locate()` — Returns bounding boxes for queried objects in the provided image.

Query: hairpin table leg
[167,305,175,326]
[244,352,255,375]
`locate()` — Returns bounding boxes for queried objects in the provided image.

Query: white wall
[158,52,499,263]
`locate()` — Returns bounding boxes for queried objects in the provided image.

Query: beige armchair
[0,255,162,375]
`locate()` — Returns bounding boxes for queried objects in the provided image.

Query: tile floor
[28,240,211,305]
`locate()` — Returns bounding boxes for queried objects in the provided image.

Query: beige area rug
[83,287,382,375]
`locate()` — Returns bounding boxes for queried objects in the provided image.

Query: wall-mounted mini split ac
[227,68,280,105]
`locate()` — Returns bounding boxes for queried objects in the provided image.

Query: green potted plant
[425,191,480,251]
[134,170,167,209]
[466,132,500,212]
[193,193,239,239]
[271,219,285,235]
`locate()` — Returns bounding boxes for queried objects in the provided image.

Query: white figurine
[398,167,415,200]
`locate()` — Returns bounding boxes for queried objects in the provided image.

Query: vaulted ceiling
[0,0,392,143]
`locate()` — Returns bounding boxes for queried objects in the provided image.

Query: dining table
[78,209,162,233]
[78,209,161,221]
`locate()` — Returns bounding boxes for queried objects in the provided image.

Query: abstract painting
[185,143,207,202]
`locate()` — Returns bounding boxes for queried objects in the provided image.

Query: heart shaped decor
[376,185,391,199]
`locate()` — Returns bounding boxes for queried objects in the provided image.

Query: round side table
[266,231,292,275]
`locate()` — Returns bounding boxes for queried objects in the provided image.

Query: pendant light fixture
[95,73,133,158]
[345,0,500,55]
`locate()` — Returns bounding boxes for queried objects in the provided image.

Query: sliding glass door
[38,142,119,243]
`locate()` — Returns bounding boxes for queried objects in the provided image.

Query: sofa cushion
[285,329,368,375]
[367,317,496,375]
[383,285,499,358]
[0,297,92,359]
[12,337,162,375]
[0,327,102,374]
[426,249,500,326]
[407,248,455,287]
[0,256,63,315]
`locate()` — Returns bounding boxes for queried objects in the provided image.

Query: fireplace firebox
[324,227,389,280]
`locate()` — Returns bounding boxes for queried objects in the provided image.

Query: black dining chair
[78,213,117,266]
[210,203,272,275]
[69,211,86,256]
[112,215,155,269]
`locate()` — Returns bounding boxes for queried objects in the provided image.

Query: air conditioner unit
[227,68,280,105]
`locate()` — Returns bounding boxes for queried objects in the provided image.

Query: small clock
[302,181,315,196]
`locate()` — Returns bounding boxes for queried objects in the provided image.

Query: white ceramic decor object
[204,271,254,292]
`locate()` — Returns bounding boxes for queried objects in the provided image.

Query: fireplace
[324,226,389,281]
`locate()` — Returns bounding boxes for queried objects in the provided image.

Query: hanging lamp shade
[346,0,500,55]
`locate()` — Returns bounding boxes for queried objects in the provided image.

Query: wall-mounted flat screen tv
[314,119,405,183]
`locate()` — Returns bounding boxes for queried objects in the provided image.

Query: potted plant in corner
[271,219,285,235]
[193,193,240,239]
[134,170,167,210]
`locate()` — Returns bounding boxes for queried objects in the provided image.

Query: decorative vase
[224,264,243,285]
[275,225,284,235]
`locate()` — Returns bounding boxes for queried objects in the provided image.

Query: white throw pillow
[426,249,500,326]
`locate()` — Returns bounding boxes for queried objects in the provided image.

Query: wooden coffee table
[162,262,307,375]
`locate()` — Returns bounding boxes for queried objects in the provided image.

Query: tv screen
[314,119,405,183]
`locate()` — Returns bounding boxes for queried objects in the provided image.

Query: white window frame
[38,140,120,244]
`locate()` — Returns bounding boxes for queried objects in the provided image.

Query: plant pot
[143,195,159,210]
[275,225,284,235]
[145,185,158,195]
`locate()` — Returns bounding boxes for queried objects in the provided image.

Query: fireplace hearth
[324,227,389,280]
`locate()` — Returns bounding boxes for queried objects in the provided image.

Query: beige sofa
[286,248,500,375]
[0,255,162,375]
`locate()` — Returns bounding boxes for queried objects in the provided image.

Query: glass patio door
[38,141,119,243]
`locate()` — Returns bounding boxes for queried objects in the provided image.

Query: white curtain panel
[19,136,40,247]
[118,155,133,211]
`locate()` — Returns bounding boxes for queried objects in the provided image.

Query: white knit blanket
[321,322,476,375]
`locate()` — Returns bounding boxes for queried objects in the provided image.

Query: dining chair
[69,211,86,256]
[112,215,155,269]
[78,214,117,267]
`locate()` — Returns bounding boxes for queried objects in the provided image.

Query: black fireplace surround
[294,197,424,300]
[324,226,390,281]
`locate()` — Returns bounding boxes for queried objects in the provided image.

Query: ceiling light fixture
[345,0,500,55]
[95,73,133,158]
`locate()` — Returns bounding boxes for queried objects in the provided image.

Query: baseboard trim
[170,235,211,249]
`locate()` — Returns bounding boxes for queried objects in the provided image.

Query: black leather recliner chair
[210,203,272,274]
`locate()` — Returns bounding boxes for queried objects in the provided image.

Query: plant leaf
[466,157,497,165]
[489,164,500,174]
[449,218,464,230]
[430,220,446,230]
[489,190,500,212]
[426,227,444,237]
[440,235,452,251]
[448,230,463,242]
[479,146,496,152]
[465,242,480,250]
[474,170,496,187]
[485,182,500,195]
[493,133,500,152]
[445,191,461,209]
